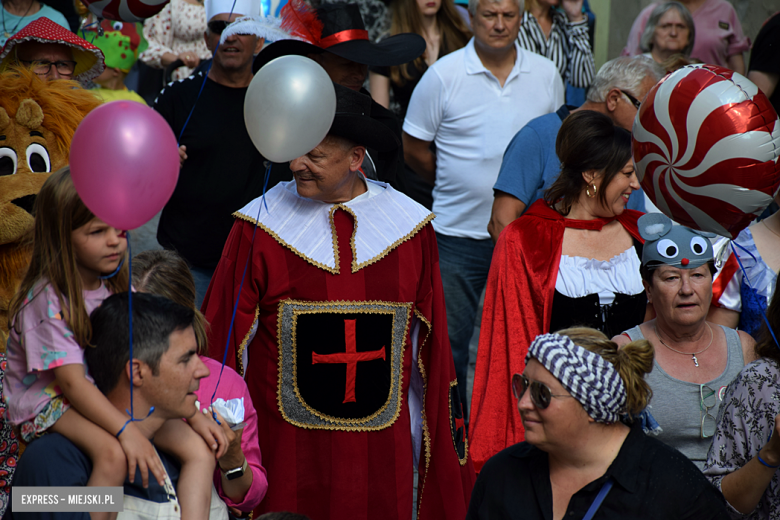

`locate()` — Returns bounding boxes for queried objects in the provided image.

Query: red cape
[468,200,642,471]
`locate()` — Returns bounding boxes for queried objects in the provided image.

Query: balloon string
[209,178,265,422]
[176,0,238,145]
[98,256,124,279]
[79,20,99,44]
[114,231,154,439]
[261,162,271,214]
[729,241,780,351]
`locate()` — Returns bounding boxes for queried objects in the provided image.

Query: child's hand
[189,406,229,459]
[117,422,166,488]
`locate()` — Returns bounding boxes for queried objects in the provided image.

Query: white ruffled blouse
[555,246,644,306]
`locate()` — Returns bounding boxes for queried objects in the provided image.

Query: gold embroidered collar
[234,180,434,274]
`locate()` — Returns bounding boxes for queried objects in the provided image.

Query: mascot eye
[112,21,123,30]
[0,147,18,176]
[657,239,679,259]
[26,143,50,173]
[690,236,708,256]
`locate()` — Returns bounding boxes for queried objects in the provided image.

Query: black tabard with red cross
[277,299,411,430]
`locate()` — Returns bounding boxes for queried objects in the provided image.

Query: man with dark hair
[7,293,211,520]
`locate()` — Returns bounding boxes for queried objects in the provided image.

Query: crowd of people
[0,0,778,519]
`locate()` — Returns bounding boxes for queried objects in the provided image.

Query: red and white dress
[203,180,475,520]
[139,0,211,81]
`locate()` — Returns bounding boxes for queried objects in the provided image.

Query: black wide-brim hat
[329,83,399,153]
[253,2,425,73]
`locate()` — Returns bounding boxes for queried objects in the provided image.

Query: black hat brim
[254,33,425,73]
[329,113,399,153]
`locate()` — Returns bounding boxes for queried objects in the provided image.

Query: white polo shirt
[403,38,564,240]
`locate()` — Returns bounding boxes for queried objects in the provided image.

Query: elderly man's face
[470,0,520,54]
[289,136,366,203]
[205,13,263,74]
[142,326,209,420]
[15,41,75,81]
[310,52,368,92]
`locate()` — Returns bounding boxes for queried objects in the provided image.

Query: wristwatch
[221,458,248,481]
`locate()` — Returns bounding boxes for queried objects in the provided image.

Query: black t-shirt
[370,61,427,120]
[153,72,266,269]
[749,12,780,115]
[466,422,730,520]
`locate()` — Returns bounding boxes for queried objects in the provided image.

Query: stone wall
[591,0,780,69]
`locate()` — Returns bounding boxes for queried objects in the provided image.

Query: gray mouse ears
[638,213,717,269]
[638,213,673,242]
[638,213,718,241]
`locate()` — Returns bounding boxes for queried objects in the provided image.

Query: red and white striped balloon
[633,64,780,239]
[82,0,169,22]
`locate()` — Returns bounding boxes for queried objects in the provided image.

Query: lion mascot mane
[0,67,101,347]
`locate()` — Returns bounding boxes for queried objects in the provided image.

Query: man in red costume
[202,84,474,519]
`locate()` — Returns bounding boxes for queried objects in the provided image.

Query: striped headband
[526,333,627,423]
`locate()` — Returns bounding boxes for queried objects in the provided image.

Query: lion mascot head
[0,67,101,345]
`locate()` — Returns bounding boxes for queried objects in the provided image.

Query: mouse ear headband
[638,213,715,270]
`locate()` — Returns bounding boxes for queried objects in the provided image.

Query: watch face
[225,462,246,481]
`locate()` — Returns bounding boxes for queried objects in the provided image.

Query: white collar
[234,179,434,274]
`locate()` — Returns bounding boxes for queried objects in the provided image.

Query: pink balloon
[70,101,180,230]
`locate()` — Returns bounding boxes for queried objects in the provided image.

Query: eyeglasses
[208,20,229,35]
[19,59,77,77]
[700,384,717,439]
[512,374,575,409]
[620,90,642,110]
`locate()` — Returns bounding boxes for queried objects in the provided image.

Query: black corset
[549,290,646,338]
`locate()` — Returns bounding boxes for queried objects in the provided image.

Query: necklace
[2,0,35,39]
[654,323,714,367]
[762,219,780,240]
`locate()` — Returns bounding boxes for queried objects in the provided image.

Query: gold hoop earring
[586,183,597,198]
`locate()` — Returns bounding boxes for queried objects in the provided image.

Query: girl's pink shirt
[194,356,268,511]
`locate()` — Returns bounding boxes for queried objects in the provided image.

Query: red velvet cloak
[468,200,643,471]
[203,207,475,519]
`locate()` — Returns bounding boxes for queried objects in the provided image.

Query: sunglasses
[620,89,642,110]
[208,20,230,35]
[511,374,575,409]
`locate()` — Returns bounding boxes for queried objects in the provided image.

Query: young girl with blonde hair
[5,167,226,520]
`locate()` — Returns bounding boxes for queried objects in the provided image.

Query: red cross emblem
[312,319,386,403]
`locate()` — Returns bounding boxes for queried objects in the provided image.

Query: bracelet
[757,452,780,469]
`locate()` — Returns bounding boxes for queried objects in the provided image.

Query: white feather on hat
[219,16,305,45]
[205,0,261,21]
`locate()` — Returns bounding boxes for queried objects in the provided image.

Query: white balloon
[244,55,337,163]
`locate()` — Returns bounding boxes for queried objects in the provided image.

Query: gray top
[624,324,744,470]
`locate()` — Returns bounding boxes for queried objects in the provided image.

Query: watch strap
[222,457,248,480]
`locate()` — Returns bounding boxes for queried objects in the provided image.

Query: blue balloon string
[729,241,780,350]
[98,256,124,280]
[79,21,100,44]
[209,163,271,423]
[176,0,238,146]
